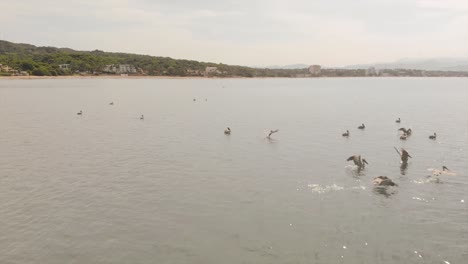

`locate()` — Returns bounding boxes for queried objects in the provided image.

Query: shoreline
[1,75,467,80]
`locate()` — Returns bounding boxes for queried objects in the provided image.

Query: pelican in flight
[398,128,412,136]
[109,102,114,105]
[224,127,231,135]
[266,129,279,139]
[373,176,397,186]
[429,132,437,140]
[77,110,82,115]
[395,118,401,123]
[140,115,144,120]
[342,130,350,137]
[358,123,365,129]
[347,155,368,169]
[395,147,412,163]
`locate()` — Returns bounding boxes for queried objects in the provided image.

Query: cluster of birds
[77,103,453,189]
[224,117,450,188]
[341,117,449,187]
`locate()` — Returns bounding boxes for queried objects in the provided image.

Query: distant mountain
[343,58,468,72]
[255,64,309,69]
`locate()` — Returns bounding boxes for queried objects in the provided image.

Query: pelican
[398,128,412,136]
[400,133,408,140]
[429,132,437,140]
[429,166,456,176]
[395,117,401,123]
[109,102,114,105]
[347,155,368,169]
[373,176,397,186]
[395,147,412,163]
[140,115,144,120]
[267,129,279,139]
[224,127,231,135]
[342,130,350,137]
[77,110,82,115]
[358,123,365,129]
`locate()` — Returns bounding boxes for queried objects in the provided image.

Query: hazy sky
[1,0,467,66]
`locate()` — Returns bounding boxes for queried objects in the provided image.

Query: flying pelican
[77,110,82,115]
[109,102,114,105]
[373,176,397,186]
[140,115,144,120]
[395,147,412,163]
[224,127,231,135]
[395,117,401,123]
[267,129,279,139]
[429,132,437,140]
[358,123,365,129]
[347,155,368,169]
[342,130,350,137]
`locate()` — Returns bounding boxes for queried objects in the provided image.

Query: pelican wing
[394,147,402,157]
[347,156,356,162]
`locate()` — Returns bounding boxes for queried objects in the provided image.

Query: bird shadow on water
[345,165,367,178]
[400,162,409,175]
[373,186,398,198]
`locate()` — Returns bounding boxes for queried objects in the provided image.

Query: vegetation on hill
[0,40,306,77]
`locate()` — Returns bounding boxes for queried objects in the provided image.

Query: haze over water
[0,78,467,263]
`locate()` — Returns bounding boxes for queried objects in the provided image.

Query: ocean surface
[0,78,467,264]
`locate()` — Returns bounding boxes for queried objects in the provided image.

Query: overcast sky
[1,0,467,66]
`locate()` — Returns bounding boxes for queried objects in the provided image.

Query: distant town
[2,62,467,78]
[1,40,467,78]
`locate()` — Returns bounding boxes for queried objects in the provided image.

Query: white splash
[343,245,347,249]
[444,261,451,264]
[412,197,429,202]
[307,184,365,194]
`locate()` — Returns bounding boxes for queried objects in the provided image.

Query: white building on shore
[103,64,137,74]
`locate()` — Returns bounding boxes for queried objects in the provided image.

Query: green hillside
[0,40,306,77]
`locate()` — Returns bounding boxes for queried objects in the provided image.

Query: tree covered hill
[0,40,306,77]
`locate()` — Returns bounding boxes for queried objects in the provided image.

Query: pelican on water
[224,127,231,135]
[429,132,437,140]
[373,176,397,186]
[400,133,408,140]
[358,123,365,129]
[109,102,114,105]
[395,118,401,123]
[342,130,350,137]
[347,155,368,169]
[398,128,412,136]
[140,115,144,120]
[428,166,457,176]
[77,110,82,115]
[267,129,279,139]
[395,147,412,163]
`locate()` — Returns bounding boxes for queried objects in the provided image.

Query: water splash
[307,184,366,194]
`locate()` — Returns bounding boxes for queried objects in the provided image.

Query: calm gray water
[0,78,467,264]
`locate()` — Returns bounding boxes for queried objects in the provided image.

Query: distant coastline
[1,40,468,78]
[1,75,467,80]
